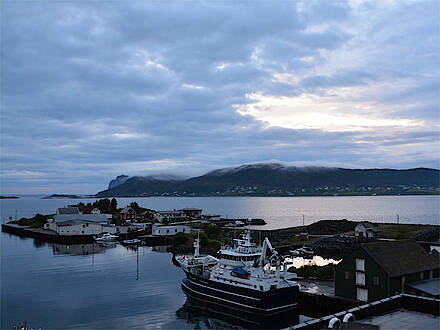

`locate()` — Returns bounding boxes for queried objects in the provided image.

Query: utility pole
[397,214,399,224]
[302,214,305,227]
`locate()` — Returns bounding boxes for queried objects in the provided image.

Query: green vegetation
[173,232,188,246]
[376,223,436,239]
[288,264,335,280]
[11,213,54,228]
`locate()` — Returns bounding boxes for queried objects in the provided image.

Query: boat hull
[181,272,299,316]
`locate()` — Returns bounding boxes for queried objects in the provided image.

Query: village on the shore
[2,197,439,311]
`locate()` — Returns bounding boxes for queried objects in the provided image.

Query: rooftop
[351,308,439,330]
[54,214,108,224]
[361,239,439,277]
[407,278,440,297]
[57,207,80,215]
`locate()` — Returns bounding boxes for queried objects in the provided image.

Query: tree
[173,232,188,246]
[111,198,117,213]
[129,201,140,213]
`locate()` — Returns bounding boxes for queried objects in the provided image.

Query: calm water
[1,195,439,229]
[1,196,439,329]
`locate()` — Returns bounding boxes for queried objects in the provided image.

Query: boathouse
[335,240,440,302]
[45,214,112,236]
[152,224,190,236]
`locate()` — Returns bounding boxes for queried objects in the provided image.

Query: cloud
[1,0,439,193]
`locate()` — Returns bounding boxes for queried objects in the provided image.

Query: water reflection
[176,298,300,329]
[52,242,116,256]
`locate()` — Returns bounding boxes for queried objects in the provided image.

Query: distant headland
[96,163,440,197]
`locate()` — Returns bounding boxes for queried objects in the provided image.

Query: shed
[354,222,375,239]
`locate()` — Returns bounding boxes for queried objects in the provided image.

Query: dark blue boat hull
[181,272,299,316]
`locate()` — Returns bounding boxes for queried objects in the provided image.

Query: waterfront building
[91,207,101,214]
[335,240,440,302]
[45,214,113,236]
[179,208,202,218]
[154,210,186,223]
[354,222,376,239]
[152,224,190,236]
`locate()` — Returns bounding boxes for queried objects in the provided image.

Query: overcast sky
[1,0,439,194]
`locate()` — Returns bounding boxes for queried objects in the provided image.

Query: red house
[120,207,136,221]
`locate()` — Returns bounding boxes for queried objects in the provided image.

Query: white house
[45,214,113,236]
[152,224,190,236]
[355,222,375,239]
[154,210,186,223]
[91,208,101,214]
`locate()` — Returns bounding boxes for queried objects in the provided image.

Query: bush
[288,264,335,280]
[173,232,188,246]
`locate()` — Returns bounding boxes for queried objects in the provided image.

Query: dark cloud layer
[1,0,438,193]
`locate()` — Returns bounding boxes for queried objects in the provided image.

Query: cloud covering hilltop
[1,1,439,194]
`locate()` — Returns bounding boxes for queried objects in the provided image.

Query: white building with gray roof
[45,214,115,236]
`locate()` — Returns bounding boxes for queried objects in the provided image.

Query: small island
[0,196,19,199]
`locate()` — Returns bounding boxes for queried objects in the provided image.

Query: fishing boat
[177,228,299,320]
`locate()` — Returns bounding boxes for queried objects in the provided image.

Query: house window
[83,224,86,228]
[175,229,177,233]
[260,285,264,291]
[82,231,84,234]
[356,272,366,286]
[373,275,380,286]
[420,272,424,280]
[344,271,350,280]
[167,229,169,234]
[356,258,365,271]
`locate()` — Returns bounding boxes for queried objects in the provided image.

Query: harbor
[1,196,439,329]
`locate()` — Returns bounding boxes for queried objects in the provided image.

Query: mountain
[108,175,129,189]
[96,163,440,197]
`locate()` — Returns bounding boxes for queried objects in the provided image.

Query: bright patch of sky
[1,0,439,194]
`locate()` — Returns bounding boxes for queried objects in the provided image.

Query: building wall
[152,225,190,236]
[58,223,103,236]
[335,249,389,302]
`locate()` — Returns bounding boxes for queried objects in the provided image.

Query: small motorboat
[291,246,314,257]
[95,232,119,241]
[121,238,141,246]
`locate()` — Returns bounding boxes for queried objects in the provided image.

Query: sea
[1,196,439,329]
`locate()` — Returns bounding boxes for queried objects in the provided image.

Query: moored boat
[121,238,141,246]
[177,228,299,319]
[94,232,119,241]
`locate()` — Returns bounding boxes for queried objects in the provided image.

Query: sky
[1,0,439,194]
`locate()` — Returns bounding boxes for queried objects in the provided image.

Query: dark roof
[54,214,108,224]
[58,207,80,214]
[58,219,100,226]
[357,222,374,229]
[120,207,134,213]
[361,239,439,277]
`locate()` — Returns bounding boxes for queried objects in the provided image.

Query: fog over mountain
[97,164,439,197]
